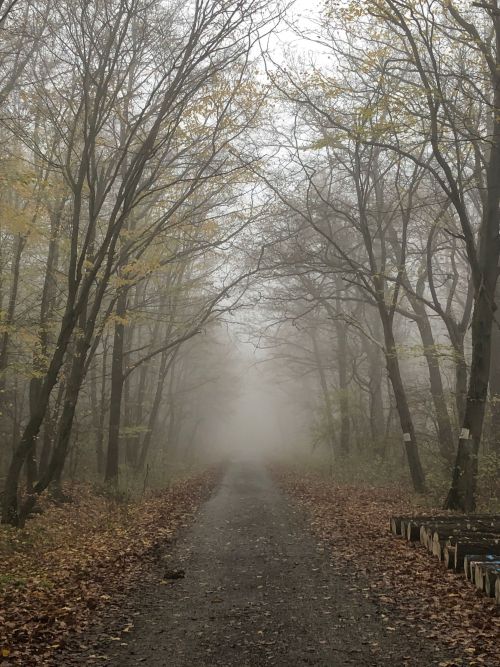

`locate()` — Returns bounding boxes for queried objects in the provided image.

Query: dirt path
[64,463,453,666]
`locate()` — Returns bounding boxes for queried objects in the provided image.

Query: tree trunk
[90,345,107,476]
[38,381,65,478]
[445,282,498,511]
[1,307,79,525]
[334,316,350,456]
[445,26,500,510]
[17,326,92,525]
[105,288,128,484]
[388,221,456,462]
[0,234,26,383]
[1,221,112,524]
[363,335,385,458]
[454,342,468,426]
[311,329,336,460]
[29,203,62,433]
[25,449,37,494]
[38,413,54,478]
[489,286,500,454]
[129,359,151,468]
[410,298,455,462]
[381,315,426,493]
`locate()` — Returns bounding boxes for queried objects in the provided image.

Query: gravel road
[66,462,453,666]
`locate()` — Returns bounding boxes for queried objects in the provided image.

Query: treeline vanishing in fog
[250,0,500,513]
[0,0,499,525]
[0,0,278,525]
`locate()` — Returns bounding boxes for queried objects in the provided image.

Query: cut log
[419,524,439,550]
[390,517,403,535]
[431,522,500,541]
[496,577,500,604]
[390,513,500,565]
[427,532,436,552]
[433,526,500,560]
[444,545,454,569]
[445,537,500,571]
[463,554,500,580]
[406,521,423,542]
[430,520,500,535]
[474,563,500,596]
[390,516,414,535]
[485,569,500,598]
[419,517,500,547]
[389,514,500,540]
[431,536,450,561]
[447,532,500,546]
[420,525,431,547]
[406,518,455,542]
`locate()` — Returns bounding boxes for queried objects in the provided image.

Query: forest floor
[1,463,499,666]
[0,470,218,666]
[276,470,500,667]
[54,462,488,667]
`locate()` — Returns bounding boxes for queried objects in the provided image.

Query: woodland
[1,0,500,662]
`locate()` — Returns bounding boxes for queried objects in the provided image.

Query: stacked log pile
[390,514,500,604]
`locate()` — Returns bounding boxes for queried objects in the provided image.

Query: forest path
[67,463,451,666]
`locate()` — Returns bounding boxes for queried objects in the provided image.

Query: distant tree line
[0,0,278,526]
[254,0,500,511]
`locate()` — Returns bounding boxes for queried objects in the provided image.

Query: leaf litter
[276,470,500,667]
[0,469,219,666]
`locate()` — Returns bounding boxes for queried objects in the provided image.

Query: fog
[205,338,311,464]
[0,0,498,523]
[3,3,500,664]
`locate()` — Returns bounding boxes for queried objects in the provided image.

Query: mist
[204,339,311,464]
[1,1,500,665]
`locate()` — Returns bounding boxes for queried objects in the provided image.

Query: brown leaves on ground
[276,471,500,667]
[0,470,218,666]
